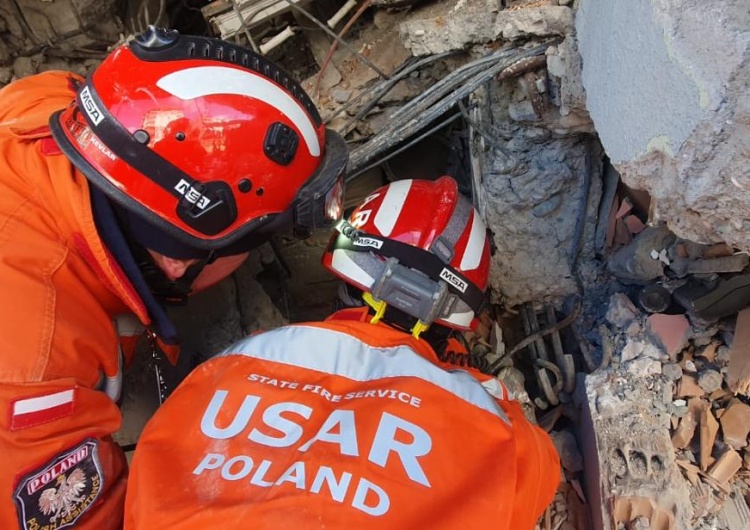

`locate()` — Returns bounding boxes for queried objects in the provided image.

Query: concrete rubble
[3,1,750,529]
[0,0,123,83]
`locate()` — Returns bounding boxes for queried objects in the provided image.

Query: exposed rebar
[490,300,582,375]
[331,51,459,129]
[347,41,555,177]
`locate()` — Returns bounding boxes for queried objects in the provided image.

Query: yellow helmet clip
[362,292,388,325]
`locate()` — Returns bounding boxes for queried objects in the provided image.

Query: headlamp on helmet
[292,131,348,237]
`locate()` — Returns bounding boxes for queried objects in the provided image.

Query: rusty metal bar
[278,0,389,80]
[527,304,549,362]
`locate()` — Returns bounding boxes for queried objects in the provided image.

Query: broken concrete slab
[608,226,676,284]
[581,369,693,530]
[494,6,573,41]
[577,0,750,256]
[399,0,498,56]
[484,111,602,306]
[605,293,640,329]
[398,1,573,56]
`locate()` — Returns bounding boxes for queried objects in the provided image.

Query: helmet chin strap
[131,243,216,306]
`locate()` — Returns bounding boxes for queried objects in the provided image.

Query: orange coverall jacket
[125,311,560,529]
[0,72,159,529]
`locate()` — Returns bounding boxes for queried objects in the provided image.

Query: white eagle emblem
[38,469,86,523]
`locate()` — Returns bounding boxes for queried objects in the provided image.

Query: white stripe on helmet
[439,308,474,329]
[156,65,321,157]
[331,248,375,288]
[373,179,412,237]
[460,209,487,271]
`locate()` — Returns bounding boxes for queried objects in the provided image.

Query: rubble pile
[3,1,747,528]
[464,281,750,529]
[579,287,750,530]
[201,0,599,307]
[0,0,122,84]
[456,176,750,529]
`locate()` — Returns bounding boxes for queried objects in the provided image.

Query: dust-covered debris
[580,288,750,529]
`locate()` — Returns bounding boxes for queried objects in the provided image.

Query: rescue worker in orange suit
[124,177,560,529]
[0,26,347,530]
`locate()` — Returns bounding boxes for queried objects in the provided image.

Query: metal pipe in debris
[327,0,358,27]
[260,26,296,54]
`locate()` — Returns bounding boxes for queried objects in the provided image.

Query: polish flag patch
[10,389,76,431]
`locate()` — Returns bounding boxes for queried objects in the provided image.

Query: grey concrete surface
[577,0,704,165]
[577,0,750,252]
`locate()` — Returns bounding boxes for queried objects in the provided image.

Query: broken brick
[708,448,743,485]
[727,308,750,395]
[672,398,704,449]
[614,218,633,246]
[647,313,690,359]
[615,197,633,219]
[720,400,750,449]
[698,341,719,363]
[699,404,719,471]
[677,374,705,398]
[606,195,619,249]
[624,215,646,235]
[676,458,701,486]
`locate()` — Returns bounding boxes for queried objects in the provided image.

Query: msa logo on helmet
[353,237,383,250]
[439,268,468,293]
[175,179,211,210]
[79,86,104,126]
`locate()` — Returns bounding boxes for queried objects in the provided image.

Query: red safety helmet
[323,176,491,330]
[50,27,347,254]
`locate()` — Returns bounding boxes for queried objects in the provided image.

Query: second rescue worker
[125,177,560,529]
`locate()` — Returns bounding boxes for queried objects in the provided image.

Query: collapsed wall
[576,0,750,251]
[390,1,603,306]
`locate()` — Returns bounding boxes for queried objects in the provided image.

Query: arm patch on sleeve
[13,439,104,529]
